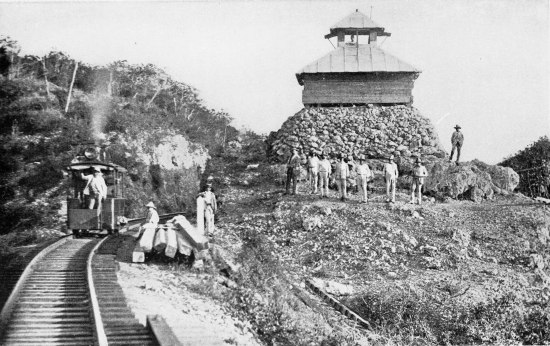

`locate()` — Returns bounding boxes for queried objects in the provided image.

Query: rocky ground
[166,163,547,345]
[2,162,548,345]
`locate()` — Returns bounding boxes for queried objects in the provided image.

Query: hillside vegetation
[0,36,264,245]
[500,136,550,198]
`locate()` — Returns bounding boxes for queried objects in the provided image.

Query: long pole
[42,56,51,100]
[65,62,78,113]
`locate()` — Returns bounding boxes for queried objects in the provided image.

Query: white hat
[93,166,101,172]
[145,202,156,209]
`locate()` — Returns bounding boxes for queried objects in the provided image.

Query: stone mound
[266,105,446,162]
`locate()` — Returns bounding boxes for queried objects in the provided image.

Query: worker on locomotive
[67,144,127,237]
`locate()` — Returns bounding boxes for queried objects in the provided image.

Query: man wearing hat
[450,125,464,163]
[285,149,301,195]
[411,158,428,204]
[200,183,217,235]
[335,154,349,201]
[144,202,159,225]
[317,154,332,198]
[382,155,399,203]
[307,151,319,194]
[140,202,159,234]
[81,166,107,212]
[355,155,372,203]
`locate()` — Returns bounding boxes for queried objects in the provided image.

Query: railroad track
[0,236,172,346]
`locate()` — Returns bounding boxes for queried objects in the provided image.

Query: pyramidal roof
[331,9,384,30]
[296,44,420,85]
[325,10,391,39]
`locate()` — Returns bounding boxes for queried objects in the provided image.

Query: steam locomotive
[66,143,127,237]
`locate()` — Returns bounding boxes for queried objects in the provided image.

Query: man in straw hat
[307,151,319,194]
[411,157,429,204]
[139,201,160,234]
[383,155,399,203]
[81,166,107,212]
[355,155,372,203]
[450,125,464,164]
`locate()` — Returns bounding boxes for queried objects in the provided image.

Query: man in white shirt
[355,155,372,203]
[140,202,159,236]
[307,152,319,194]
[82,167,107,213]
[201,184,217,235]
[335,155,349,201]
[143,201,160,226]
[317,154,332,198]
[382,155,399,203]
[411,157,429,204]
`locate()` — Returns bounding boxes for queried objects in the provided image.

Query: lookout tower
[296,9,420,106]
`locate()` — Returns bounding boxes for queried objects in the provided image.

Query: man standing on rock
[411,158,428,204]
[318,154,332,198]
[450,125,464,164]
[335,155,349,201]
[285,149,301,195]
[355,155,372,203]
[383,155,399,203]
[307,152,319,194]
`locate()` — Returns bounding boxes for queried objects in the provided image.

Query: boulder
[486,165,520,192]
[424,160,494,201]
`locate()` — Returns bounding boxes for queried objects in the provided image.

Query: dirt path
[115,232,260,345]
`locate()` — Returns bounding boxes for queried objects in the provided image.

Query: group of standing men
[284,125,463,204]
[285,150,428,204]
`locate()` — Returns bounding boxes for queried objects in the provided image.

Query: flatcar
[66,143,127,237]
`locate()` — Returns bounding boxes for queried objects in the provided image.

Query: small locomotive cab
[67,145,127,237]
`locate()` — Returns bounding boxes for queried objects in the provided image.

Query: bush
[347,288,550,345]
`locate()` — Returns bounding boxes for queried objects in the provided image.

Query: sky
[0,0,548,164]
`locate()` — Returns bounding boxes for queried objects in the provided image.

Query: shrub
[347,288,550,345]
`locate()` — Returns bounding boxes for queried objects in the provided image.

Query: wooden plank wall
[302,73,416,105]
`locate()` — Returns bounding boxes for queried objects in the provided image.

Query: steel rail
[0,235,72,338]
[87,236,109,346]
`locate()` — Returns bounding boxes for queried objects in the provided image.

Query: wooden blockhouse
[296,10,420,106]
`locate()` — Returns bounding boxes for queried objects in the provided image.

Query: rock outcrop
[108,130,209,215]
[417,159,520,202]
[267,105,445,162]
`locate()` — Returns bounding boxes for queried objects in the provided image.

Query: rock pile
[423,160,520,202]
[267,105,446,162]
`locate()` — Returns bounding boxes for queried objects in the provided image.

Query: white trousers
[337,178,347,198]
[356,175,368,202]
[386,177,396,202]
[318,172,329,196]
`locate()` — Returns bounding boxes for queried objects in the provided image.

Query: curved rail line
[0,236,163,346]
